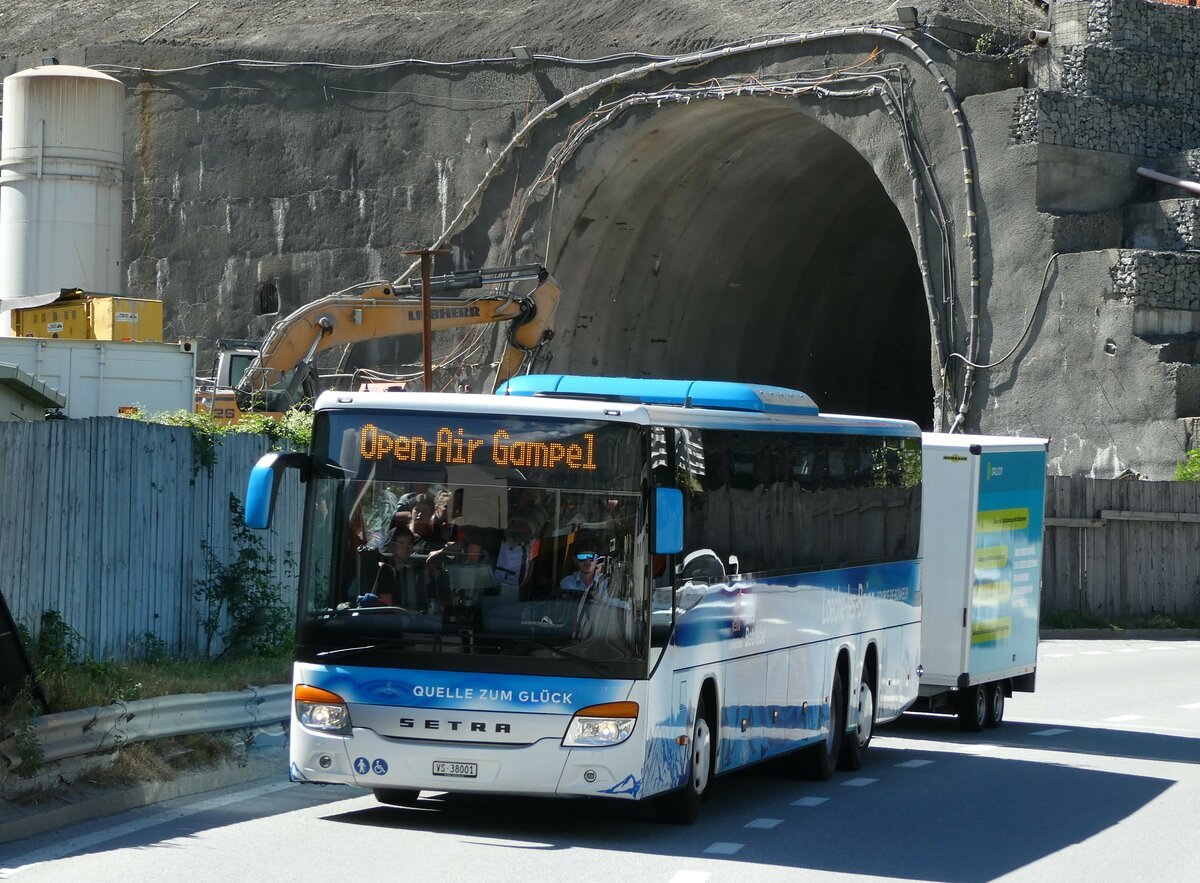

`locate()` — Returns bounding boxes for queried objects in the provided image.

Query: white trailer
[0,337,196,418]
[915,432,1049,730]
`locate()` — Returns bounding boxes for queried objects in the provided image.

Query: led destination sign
[360,423,599,471]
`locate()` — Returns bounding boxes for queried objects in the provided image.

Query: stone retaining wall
[1112,249,1200,309]
[1055,0,1200,56]
[1058,45,1200,108]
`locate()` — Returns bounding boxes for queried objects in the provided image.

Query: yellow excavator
[195,264,560,423]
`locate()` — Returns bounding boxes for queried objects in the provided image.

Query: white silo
[0,63,125,331]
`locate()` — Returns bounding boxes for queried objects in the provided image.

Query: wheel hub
[856,683,875,746]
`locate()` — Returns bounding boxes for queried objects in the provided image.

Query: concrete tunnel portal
[532,98,934,427]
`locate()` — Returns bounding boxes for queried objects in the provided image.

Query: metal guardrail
[1,685,289,771]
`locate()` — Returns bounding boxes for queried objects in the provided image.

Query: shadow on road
[892,711,1200,765]
[320,736,1174,882]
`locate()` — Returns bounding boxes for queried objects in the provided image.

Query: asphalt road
[2,638,1198,883]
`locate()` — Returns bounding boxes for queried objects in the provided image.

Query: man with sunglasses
[559,549,610,601]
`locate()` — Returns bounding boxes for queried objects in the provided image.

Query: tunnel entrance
[543,98,934,427]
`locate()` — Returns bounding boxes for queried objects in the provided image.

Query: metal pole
[404,248,449,391]
[1137,166,1200,198]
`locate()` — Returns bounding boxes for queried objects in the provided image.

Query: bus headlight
[563,701,638,747]
[295,684,351,734]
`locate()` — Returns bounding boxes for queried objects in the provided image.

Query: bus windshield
[299,410,649,679]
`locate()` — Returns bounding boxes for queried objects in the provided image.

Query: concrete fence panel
[0,418,302,659]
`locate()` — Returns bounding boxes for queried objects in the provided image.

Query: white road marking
[0,781,299,878]
[841,777,877,787]
[1114,648,1144,653]
[1031,727,1072,737]
[704,842,744,855]
[1042,653,1072,658]
[792,796,829,807]
[1080,651,1109,656]
[895,759,935,768]
[1179,701,1200,710]
[1103,714,1144,723]
[744,818,783,829]
[669,873,712,883]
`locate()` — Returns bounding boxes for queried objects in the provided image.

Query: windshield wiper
[312,634,450,659]
[316,644,377,659]
[491,636,614,675]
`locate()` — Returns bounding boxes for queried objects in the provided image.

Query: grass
[1,652,285,792]
[32,653,292,715]
[7,733,242,807]
[1040,610,1200,630]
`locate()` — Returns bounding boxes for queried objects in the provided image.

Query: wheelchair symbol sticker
[371,758,388,775]
[353,757,370,775]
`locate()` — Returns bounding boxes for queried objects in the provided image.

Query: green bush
[1174,449,1200,481]
[195,495,294,658]
[122,406,312,474]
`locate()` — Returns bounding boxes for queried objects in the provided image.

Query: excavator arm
[234,264,560,411]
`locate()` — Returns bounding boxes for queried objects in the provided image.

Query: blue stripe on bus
[672,560,920,648]
[296,666,626,714]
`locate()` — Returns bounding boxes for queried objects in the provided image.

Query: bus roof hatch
[497,374,819,416]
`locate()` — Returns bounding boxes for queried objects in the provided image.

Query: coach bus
[246,375,923,823]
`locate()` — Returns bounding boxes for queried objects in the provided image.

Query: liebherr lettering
[406,306,482,320]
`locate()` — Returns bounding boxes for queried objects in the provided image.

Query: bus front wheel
[655,695,713,825]
[374,788,421,807]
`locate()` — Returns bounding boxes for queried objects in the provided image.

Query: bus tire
[655,694,713,825]
[957,685,987,732]
[373,788,421,807]
[802,668,844,781]
[985,682,1005,728]
[838,669,875,771]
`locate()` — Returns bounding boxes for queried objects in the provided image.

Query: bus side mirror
[245,451,309,529]
[654,487,683,555]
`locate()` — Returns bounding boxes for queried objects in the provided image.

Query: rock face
[7,1,1200,477]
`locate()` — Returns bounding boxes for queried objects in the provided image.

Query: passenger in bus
[494,514,538,597]
[377,528,420,609]
[408,493,444,553]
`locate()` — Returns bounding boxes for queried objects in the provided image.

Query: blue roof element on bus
[496,375,820,415]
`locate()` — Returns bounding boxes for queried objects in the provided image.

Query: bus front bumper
[291,726,647,799]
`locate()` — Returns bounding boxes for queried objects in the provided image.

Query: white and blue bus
[246,375,923,823]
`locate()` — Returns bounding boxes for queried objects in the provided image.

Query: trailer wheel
[957,685,987,732]
[655,694,713,825]
[838,670,875,771]
[373,788,421,807]
[985,682,1005,728]
[801,668,844,780]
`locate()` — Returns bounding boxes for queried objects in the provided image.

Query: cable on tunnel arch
[405,26,983,431]
[490,64,958,417]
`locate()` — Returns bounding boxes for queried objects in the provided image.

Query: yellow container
[88,296,164,342]
[10,298,91,339]
[9,293,164,342]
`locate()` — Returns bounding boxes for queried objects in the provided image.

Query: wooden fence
[0,418,302,659]
[1,421,1197,661]
[1043,476,1200,617]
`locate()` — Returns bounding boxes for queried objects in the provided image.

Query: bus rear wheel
[655,695,713,825]
[838,670,875,771]
[802,668,844,780]
[374,788,421,807]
